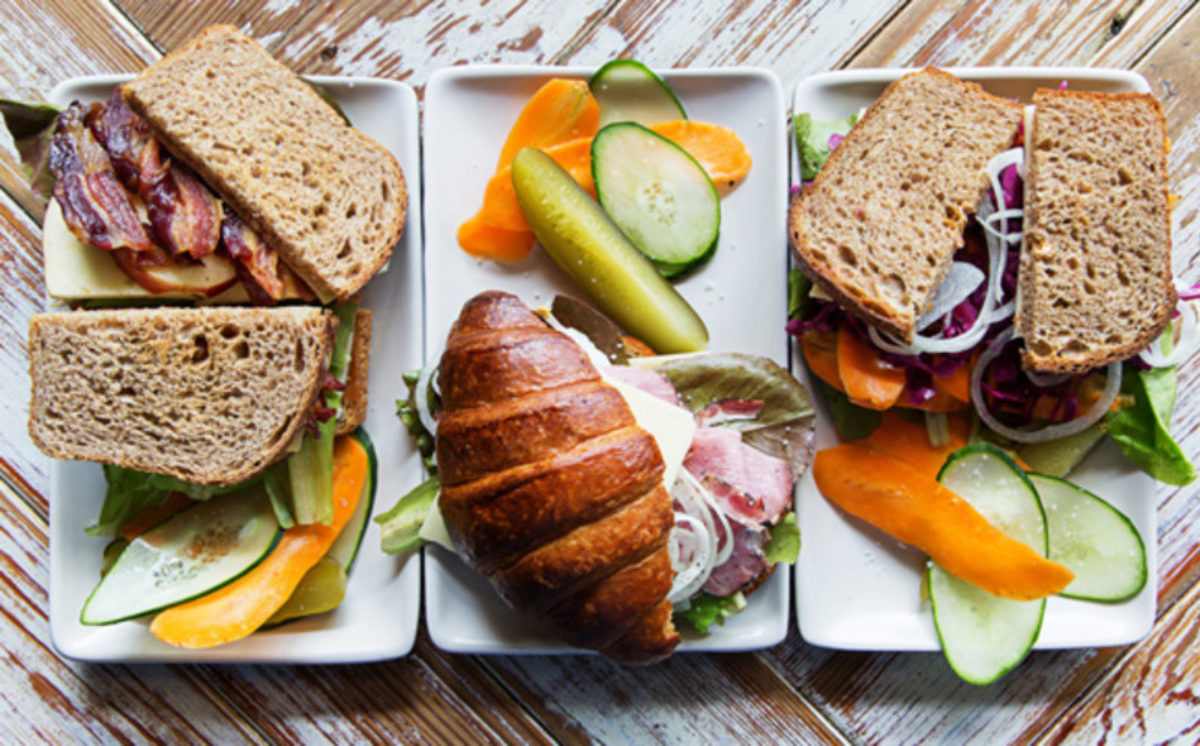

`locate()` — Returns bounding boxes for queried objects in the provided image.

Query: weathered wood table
[2,1,1198,742]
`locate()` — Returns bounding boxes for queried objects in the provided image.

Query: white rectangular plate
[47,75,424,663]
[792,67,1157,651]
[422,64,789,654]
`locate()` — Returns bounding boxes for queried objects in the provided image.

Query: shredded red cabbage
[827,133,845,150]
[1178,284,1200,301]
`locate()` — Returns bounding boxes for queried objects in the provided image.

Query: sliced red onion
[667,513,715,605]
[916,262,985,332]
[970,327,1122,443]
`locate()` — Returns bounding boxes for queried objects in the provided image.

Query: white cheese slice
[417,369,698,552]
[43,198,249,302]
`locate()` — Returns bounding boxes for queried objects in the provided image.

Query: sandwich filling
[46,88,314,304]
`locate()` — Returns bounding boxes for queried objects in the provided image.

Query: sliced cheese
[417,369,699,552]
[43,199,250,302]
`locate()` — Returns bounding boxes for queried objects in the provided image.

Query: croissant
[436,291,680,663]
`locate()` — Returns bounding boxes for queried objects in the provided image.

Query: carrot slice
[813,444,1074,601]
[496,79,600,170]
[649,120,752,195]
[150,436,367,648]
[457,214,535,263]
[836,326,906,410]
[861,411,967,478]
[932,357,973,403]
[801,332,843,392]
[480,138,595,231]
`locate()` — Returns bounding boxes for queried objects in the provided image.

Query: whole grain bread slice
[1018,89,1175,373]
[122,25,407,303]
[788,68,1023,342]
[28,306,333,485]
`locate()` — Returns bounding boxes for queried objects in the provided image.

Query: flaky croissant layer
[436,291,681,664]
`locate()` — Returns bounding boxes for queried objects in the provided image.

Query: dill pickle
[511,146,708,353]
[265,557,347,626]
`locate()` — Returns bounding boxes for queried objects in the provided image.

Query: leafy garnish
[677,591,746,633]
[634,352,817,477]
[764,511,800,565]
[1,99,61,204]
[788,268,813,322]
[88,465,258,537]
[376,475,440,554]
[794,111,859,181]
[396,367,437,474]
[1107,364,1196,485]
[821,382,882,440]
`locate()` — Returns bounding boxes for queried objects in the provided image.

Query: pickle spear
[511,146,708,353]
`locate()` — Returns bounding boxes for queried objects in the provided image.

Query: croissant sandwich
[435,291,681,664]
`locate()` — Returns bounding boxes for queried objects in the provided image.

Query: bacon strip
[89,88,220,260]
[220,206,314,304]
[49,101,156,252]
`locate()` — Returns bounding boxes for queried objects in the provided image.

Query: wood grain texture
[0,0,158,223]
[1035,576,1200,745]
[850,0,1194,68]
[117,0,320,54]
[271,1,615,92]
[564,0,906,102]
[483,650,849,746]
[0,478,267,744]
[0,194,50,512]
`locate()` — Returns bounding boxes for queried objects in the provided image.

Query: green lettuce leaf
[677,591,746,634]
[764,511,800,565]
[821,382,882,440]
[633,352,817,476]
[1,99,60,204]
[788,267,813,321]
[88,466,258,537]
[397,367,437,474]
[376,475,440,554]
[794,111,860,181]
[1107,364,1196,485]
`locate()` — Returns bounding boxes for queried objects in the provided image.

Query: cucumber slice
[327,428,378,572]
[930,443,1047,685]
[593,122,720,275]
[81,488,279,625]
[1030,474,1147,601]
[589,59,686,127]
[511,146,708,353]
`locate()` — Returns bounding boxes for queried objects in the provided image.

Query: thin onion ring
[969,327,1122,443]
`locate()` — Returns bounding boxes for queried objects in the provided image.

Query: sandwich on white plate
[789,67,1193,684]
[13,24,407,651]
[5,24,407,305]
[376,291,815,664]
[28,304,377,647]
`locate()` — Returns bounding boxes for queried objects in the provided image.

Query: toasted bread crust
[335,309,372,436]
[123,25,406,302]
[28,307,334,485]
[1019,89,1176,372]
[789,68,1022,342]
